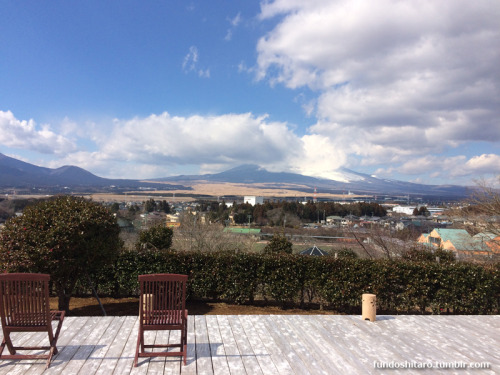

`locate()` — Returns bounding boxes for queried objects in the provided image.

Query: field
[89,180,369,203]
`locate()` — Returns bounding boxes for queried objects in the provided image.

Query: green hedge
[89,251,499,314]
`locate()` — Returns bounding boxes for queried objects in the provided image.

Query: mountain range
[156,164,470,198]
[0,153,183,191]
[0,153,470,198]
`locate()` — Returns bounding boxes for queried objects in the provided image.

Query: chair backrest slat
[0,274,51,327]
[139,274,187,326]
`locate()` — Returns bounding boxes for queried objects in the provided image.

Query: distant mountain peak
[0,155,469,198]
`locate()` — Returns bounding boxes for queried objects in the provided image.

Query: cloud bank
[257,0,500,181]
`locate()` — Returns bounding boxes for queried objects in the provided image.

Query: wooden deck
[0,315,498,374]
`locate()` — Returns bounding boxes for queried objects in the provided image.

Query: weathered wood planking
[0,315,498,374]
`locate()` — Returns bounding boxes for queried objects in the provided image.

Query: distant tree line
[198,200,387,227]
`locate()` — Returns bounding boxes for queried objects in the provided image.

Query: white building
[244,196,264,206]
[392,205,445,216]
[392,205,416,215]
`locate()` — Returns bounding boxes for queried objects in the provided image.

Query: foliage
[144,198,156,213]
[0,196,121,311]
[136,224,173,251]
[193,200,388,226]
[336,248,359,259]
[101,250,500,314]
[413,206,430,216]
[263,233,293,254]
[402,247,456,264]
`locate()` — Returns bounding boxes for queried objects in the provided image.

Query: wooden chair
[0,273,65,369]
[134,274,188,366]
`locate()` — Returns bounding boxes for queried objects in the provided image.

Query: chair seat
[7,310,64,328]
[143,310,185,325]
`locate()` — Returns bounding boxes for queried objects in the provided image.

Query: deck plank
[180,314,196,375]
[227,316,263,375]
[259,315,312,374]
[287,315,358,375]
[95,316,137,375]
[204,316,230,375]
[246,315,296,375]
[112,317,139,375]
[0,315,498,374]
[76,316,127,375]
[45,316,105,375]
[238,316,279,375]
[193,316,213,375]
[215,316,246,374]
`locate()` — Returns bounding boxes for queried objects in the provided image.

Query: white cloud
[86,112,305,178]
[182,46,210,78]
[376,154,500,184]
[461,154,500,176]
[0,110,75,154]
[182,46,198,72]
[229,12,241,27]
[225,12,242,41]
[256,0,500,180]
[61,112,354,179]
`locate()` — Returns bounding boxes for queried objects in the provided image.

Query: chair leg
[134,328,143,367]
[52,313,65,353]
[0,338,6,357]
[46,346,57,369]
[182,321,187,365]
[3,333,16,355]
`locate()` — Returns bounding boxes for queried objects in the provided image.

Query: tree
[468,178,500,238]
[137,224,173,251]
[0,196,121,312]
[172,212,256,252]
[263,233,293,254]
[157,200,171,213]
[110,202,120,213]
[413,206,430,216]
[144,198,156,213]
[233,212,248,224]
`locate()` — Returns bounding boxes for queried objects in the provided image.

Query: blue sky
[1,0,499,186]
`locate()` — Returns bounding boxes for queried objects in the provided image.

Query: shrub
[263,233,293,254]
[336,248,358,259]
[137,224,173,251]
[0,196,121,311]
[402,247,455,264]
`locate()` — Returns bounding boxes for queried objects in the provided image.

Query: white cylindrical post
[362,293,376,322]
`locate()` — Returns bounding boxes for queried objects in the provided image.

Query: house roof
[433,228,471,243]
[299,245,329,256]
[432,228,492,251]
[473,232,497,241]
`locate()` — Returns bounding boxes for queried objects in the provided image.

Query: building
[418,228,472,251]
[418,228,499,257]
[299,245,329,256]
[393,205,444,216]
[166,214,181,228]
[244,196,264,206]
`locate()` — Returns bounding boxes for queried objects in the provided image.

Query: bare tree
[347,224,425,260]
[172,212,257,252]
[467,178,500,236]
